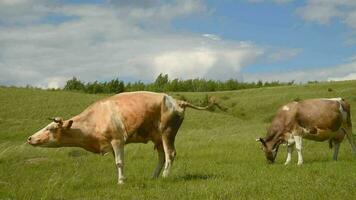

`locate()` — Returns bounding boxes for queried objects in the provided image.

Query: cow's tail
[340,99,356,156]
[340,99,352,127]
[178,97,227,111]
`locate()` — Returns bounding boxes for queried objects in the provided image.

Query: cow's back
[296,99,343,132]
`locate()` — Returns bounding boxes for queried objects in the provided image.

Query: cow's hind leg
[332,140,341,161]
[111,140,125,184]
[162,135,176,177]
[152,144,165,178]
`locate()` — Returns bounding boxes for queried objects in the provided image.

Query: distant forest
[63,74,296,94]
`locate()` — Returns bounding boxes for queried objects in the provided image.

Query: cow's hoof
[297,162,303,166]
[117,177,126,185]
[284,162,290,165]
[162,171,169,178]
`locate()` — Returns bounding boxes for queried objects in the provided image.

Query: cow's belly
[125,133,151,144]
[301,128,342,141]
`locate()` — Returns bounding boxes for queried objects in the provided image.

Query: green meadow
[1,81,356,199]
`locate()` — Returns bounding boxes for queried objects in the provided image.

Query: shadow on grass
[175,173,218,181]
[67,150,89,157]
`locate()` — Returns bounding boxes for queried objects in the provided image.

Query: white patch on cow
[293,135,303,165]
[285,145,293,165]
[164,95,184,114]
[48,131,56,142]
[46,122,58,143]
[286,133,295,145]
[108,101,128,141]
[282,105,290,111]
[324,98,348,121]
[164,95,175,111]
[301,127,311,135]
[325,97,343,101]
[338,102,348,121]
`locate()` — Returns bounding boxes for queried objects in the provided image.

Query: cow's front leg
[284,144,294,165]
[152,144,165,178]
[162,135,176,178]
[294,135,303,165]
[111,140,125,184]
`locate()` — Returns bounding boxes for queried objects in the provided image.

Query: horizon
[1,0,356,88]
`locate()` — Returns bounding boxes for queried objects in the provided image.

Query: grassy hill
[0,81,356,199]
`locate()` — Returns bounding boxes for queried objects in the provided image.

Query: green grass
[1,81,356,199]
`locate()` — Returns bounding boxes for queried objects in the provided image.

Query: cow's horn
[49,117,63,124]
[259,138,267,147]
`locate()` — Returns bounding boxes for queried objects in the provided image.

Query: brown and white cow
[28,91,218,184]
[257,98,356,165]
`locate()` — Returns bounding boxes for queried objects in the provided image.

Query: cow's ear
[65,120,73,129]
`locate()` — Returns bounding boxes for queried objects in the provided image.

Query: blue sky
[173,0,356,72]
[0,0,356,88]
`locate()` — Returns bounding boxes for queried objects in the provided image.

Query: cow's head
[257,135,283,164]
[27,117,73,147]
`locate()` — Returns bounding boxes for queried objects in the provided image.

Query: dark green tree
[64,77,85,91]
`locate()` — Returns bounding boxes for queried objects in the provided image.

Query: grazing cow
[28,91,219,184]
[257,98,356,165]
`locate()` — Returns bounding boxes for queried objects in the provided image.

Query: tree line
[63,74,295,94]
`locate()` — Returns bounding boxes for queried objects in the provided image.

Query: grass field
[1,81,356,199]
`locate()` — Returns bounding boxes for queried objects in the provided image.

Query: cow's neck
[59,117,101,153]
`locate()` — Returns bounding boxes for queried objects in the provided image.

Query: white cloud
[295,0,356,47]
[153,43,264,80]
[328,72,356,81]
[0,0,55,24]
[243,60,356,82]
[297,0,356,27]
[345,10,356,29]
[345,54,356,62]
[203,34,221,41]
[0,1,272,88]
[248,0,294,4]
[268,48,302,61]
[4,1,338,88]
[273,0,294,3]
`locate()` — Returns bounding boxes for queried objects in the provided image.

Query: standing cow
[257,98,356,165]
[28,91,218,184]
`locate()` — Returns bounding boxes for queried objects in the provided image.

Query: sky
[1,0,356,88]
